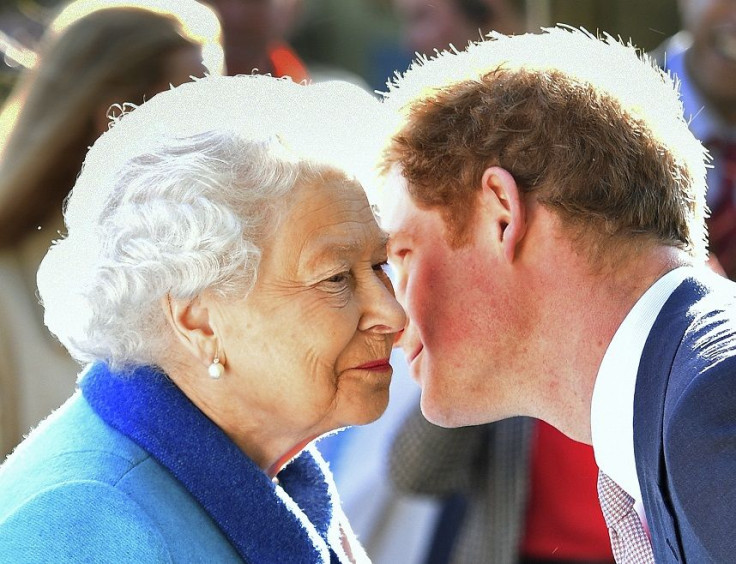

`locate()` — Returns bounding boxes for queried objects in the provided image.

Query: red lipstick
[355,358,392,371]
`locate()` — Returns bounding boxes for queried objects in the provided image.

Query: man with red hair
[380,27,734,563]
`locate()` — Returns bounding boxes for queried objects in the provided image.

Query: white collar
[591,266,692,501]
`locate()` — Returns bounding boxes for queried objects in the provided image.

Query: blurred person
[0,73,405,561]
[0,0,223,459]
[653,0,736,280]
[202,0,309,82]
[379,26,734,563]
[0,4,44,98]
[287,0,410,92]
[393,0,523,56]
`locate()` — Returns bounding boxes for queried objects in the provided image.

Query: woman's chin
[339,390,391,429]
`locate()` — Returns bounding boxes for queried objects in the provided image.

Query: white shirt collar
[591,266,692,501]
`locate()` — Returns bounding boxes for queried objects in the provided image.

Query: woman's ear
[479,166,526,263]
[160,294,223,368]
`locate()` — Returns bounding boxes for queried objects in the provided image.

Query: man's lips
[354,358,392,371]
[407,344,423,364]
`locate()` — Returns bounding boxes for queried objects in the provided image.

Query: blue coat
[634,271,736,563]
[0,363,354,563]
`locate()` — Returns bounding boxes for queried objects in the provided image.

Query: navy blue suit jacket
[634,270,736,563]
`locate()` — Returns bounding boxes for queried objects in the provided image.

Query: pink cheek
[407,265,470,350]
[422,301,467,351]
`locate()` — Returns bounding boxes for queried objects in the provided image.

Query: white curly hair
[37,74,389,369]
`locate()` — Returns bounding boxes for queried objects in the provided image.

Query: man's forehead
[377,167,412,234]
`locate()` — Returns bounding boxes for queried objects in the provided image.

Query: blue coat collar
[80,363,342,563]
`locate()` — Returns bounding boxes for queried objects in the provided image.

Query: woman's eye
[325,273,349,284]
[322,271,355,290]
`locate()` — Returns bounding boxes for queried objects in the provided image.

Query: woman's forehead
[285,173,370,221]
[273,177,386,268]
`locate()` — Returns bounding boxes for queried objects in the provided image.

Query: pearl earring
[208,355,224,379]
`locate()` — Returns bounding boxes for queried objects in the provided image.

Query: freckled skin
[207,173,406,469]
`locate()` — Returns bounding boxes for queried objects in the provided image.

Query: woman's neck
[266,437,317,479]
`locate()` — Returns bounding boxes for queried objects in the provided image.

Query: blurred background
[0,2,694,564]
[0,0,681,97]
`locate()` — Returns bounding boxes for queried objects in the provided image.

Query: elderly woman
[0,75,405,563]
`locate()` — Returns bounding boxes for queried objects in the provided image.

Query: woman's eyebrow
[304,233,390,271]
[302,238,363,271]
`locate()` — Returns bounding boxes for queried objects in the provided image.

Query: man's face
[383,174,531,427]
[679,0,736,113]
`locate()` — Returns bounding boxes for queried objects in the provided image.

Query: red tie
[706,139,736,280]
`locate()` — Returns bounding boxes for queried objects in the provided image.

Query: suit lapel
[633,276,706,562]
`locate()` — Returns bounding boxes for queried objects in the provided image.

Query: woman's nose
[359,274,407,335]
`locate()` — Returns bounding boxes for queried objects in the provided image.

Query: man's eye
[373,261,392,276]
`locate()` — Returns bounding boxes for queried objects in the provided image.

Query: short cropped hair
[37,75,386,369]
[380,27,708,262]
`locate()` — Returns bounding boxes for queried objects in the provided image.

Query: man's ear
[160,294,223,368]
[479,166,526,263]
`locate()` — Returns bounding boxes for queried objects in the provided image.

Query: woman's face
[209,173,406,461]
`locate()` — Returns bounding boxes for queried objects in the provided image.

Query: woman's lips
[354,358,392,371]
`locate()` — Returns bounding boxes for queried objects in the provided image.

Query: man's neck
[527,244,690,444]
